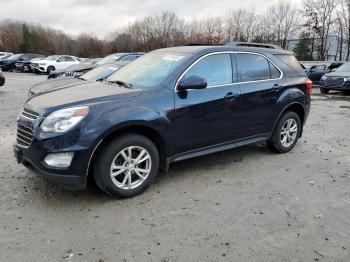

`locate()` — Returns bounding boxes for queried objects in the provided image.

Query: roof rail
[225,42,282,50]
[185,43,224,46]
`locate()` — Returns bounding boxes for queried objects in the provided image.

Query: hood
[324,71,350,78]
[26,81,142,111]
[29,77,84,95]
[66,63,97,72]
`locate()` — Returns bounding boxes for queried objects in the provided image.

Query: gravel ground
[0,72,349,262]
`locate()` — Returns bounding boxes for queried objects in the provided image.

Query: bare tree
[304,0,338,60]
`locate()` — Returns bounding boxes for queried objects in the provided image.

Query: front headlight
[39,63,46,66]
[321,76,327,81]
[41,106,89,133]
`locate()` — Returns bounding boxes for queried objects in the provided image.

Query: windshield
[97,54,122,65]
[80,64,123,81]
[8,54,22,60]
[107,51,189,88]
[335,63,350,72]
[45,55,60,61]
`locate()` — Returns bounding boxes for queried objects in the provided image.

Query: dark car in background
[319,63,350,93]
[0,53,43,71]
[48,52,144,79]
[28,61,128,97]
[306,64,327,84]
[14,44,311,198]
[0,67,4,86]
[16,56,45,72]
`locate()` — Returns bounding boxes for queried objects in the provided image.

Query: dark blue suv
[14,45,311,198]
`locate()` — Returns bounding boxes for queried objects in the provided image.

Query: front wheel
[47,66,55,74]
[93,134,159,198]
[268,111,301,153]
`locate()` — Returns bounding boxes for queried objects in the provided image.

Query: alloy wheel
[280,118,298,148]
[109,146,152,190]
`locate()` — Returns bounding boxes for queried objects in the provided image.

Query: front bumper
[14,146,87,190]
[13,121,95,190]
[319,80,350,91]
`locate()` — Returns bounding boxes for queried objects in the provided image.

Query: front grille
[325,77,345,87]
[31,63,39,68]
[16,108,39,148]
[16,122,34,148]
[20,108,39,121]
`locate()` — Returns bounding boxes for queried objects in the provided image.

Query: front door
[174,53,241,154]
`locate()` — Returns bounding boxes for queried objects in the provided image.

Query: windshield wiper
[108,80,133,88]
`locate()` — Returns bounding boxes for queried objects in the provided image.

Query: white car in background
[31,55,81,74]
[0,52,13,60]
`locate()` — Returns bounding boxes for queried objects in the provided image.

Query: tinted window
[275,54,304,78]
[183,54,233,86]
[237,53,271,81]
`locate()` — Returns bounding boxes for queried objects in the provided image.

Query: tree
[294,32,314,60]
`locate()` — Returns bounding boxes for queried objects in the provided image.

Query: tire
[268,111,301,153]
[47,66,55,74]
[320,87,329,94]
[93,134,159,198]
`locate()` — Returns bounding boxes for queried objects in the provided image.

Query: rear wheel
[268,111,301,153]
[47,66,55,74]
[320,87,329,94]
[93,134,159,198]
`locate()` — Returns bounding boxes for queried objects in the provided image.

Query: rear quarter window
[275,54,305,78]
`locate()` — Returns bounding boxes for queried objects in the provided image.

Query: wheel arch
[272,102,306,138]
[87,124,169,180]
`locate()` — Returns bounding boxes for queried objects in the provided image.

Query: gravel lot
[0,72,349,262]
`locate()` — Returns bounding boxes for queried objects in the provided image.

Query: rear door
[235,52,284,137]
[174,52,241,153]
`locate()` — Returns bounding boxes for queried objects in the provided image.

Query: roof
[156,45,293,55]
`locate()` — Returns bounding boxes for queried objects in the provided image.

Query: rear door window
[236,53,273,82]
[183,53,233,87]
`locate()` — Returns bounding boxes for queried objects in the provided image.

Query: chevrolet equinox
[14,45,311,198]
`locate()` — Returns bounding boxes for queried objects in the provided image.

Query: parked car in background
[0,67,4,86]
[14,44,311,197]
[327,62,343,72]
[16,56,45,72]
[28,61,128,97]
[0,53,43,71]
[0,54,13,61]
[319,63,350,93]
[32,55,81,74]
[0,52,13,60]
[48,52,144,79]
[306,64,327,84]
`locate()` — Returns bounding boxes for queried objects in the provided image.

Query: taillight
[306,79,313,93]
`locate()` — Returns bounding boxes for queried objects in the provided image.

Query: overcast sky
[0,0,302,38]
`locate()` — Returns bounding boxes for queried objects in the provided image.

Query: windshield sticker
[162,55,184,61]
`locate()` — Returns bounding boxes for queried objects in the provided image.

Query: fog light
[44,152,74,168]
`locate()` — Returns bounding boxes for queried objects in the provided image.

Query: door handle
[224,92,239,101]
[273,84,283,91]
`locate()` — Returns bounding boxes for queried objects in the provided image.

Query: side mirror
[178,76,207,91]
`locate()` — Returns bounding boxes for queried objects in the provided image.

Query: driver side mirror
[178,76,207,91]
